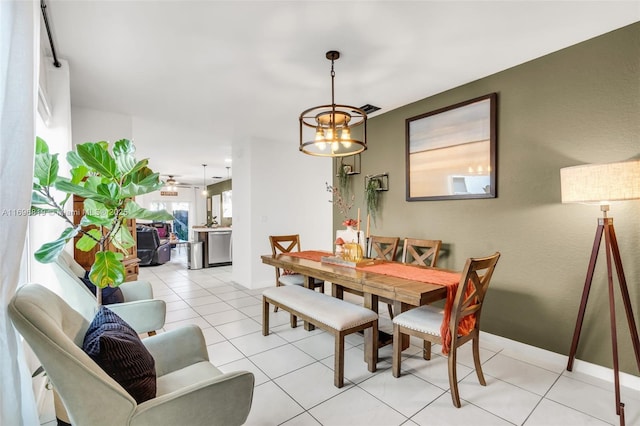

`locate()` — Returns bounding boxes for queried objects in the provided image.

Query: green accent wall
[335,23,640,374]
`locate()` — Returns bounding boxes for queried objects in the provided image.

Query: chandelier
[299,51,367,157]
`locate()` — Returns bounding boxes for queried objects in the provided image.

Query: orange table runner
[356,262,473,354]
[284,250,332,262]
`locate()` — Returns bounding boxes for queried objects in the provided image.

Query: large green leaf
[33,152,59,187]
[55,180,112,205]
[31,191,52,206]
[34,227,78,263]
[81,176,103,193]
[83,199,113,221]
[123,159,149,180]
[124,200,174,221]
[66,151,85,169]
[96,182,122,206]
[121,169,164,197]
[70,165,89,185]
[76,228,102,252]
[113,139,138,175]
[110,223,135,252]
[90,251,125,288]
[76,143,118,179]
[80,214,112,227]
[35,136,49,154]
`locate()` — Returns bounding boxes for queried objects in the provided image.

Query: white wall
[232,135,333,289]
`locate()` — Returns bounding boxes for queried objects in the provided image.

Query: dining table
[261,250,460,366]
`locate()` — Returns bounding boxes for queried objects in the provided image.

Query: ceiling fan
[162,175,190,190]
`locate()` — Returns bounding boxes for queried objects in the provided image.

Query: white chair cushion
[278,273,305,286]
[278,273,324,287]
[263,285,377,331]
[393,305,443,336]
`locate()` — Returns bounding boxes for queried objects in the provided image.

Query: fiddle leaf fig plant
[31,137,173,303]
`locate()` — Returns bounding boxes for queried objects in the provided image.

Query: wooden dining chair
[365,235,400,318]
[269,234,325,311]
[401,238,442,267]
[392,252,501,408]
[367,235,400,261]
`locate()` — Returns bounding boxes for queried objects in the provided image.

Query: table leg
[303,276,315,331]
[364,293,379,367]
[394,301,410,350]
[332,283,344,299]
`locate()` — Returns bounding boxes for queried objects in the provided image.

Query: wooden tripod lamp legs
[566,217,640,426]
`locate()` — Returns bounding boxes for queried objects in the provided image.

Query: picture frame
[406,93,497,201]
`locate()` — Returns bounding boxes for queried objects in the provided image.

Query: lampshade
[299,51,367,157]
[560,159,640,204]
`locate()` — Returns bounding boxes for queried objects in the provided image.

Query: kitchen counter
[193,228,232,267]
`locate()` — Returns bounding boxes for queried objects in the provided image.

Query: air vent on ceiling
[359,104,381,115]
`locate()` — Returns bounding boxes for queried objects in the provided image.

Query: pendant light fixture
[299,51,367,157]
[201,164,208,196]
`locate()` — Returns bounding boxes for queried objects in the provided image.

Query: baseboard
[481,331,640,390]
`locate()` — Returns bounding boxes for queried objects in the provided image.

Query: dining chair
[391,252,501,408]
[401,238,442,267]
[269,234,325,311]
[367,235,400,261]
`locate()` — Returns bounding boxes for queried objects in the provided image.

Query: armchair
[53,251,166,335]
[136,225,172,266]
[9,284,255,426]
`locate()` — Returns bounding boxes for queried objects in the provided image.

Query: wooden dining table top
[261,252,451,307]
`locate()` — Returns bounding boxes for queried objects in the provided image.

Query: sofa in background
[136,225,172,266]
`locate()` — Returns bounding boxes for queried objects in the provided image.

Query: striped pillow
[83,306,156,403]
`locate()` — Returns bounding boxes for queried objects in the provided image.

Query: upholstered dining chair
[401,238,442,267]
[269,234,325,310]
[9,283,255,426]
[53,250,166,335]
[392,252,501,408]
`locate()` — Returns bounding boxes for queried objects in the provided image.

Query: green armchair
[9,284,255,426]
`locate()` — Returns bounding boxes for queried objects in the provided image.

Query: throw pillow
[80,272,125,305]
[83,306,156,403]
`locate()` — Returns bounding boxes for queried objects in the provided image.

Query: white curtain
[0,1,40,424]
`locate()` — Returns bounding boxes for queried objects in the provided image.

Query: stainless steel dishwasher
[207,230,232,265]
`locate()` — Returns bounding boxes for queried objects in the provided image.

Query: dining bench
[262,285,378,387]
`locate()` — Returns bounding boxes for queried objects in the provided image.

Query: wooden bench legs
[263,296,378,388]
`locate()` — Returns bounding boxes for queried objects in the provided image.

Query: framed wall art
[406,93,497,201]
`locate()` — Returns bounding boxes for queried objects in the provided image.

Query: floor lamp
[561,159,640,426]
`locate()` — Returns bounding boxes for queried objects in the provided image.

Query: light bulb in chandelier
[340,127,351,140]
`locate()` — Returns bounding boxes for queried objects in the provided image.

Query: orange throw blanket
[356,263,475,354]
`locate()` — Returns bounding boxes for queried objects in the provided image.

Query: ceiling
[43,1,640,186]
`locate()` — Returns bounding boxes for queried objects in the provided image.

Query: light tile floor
[41,250,639,425]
